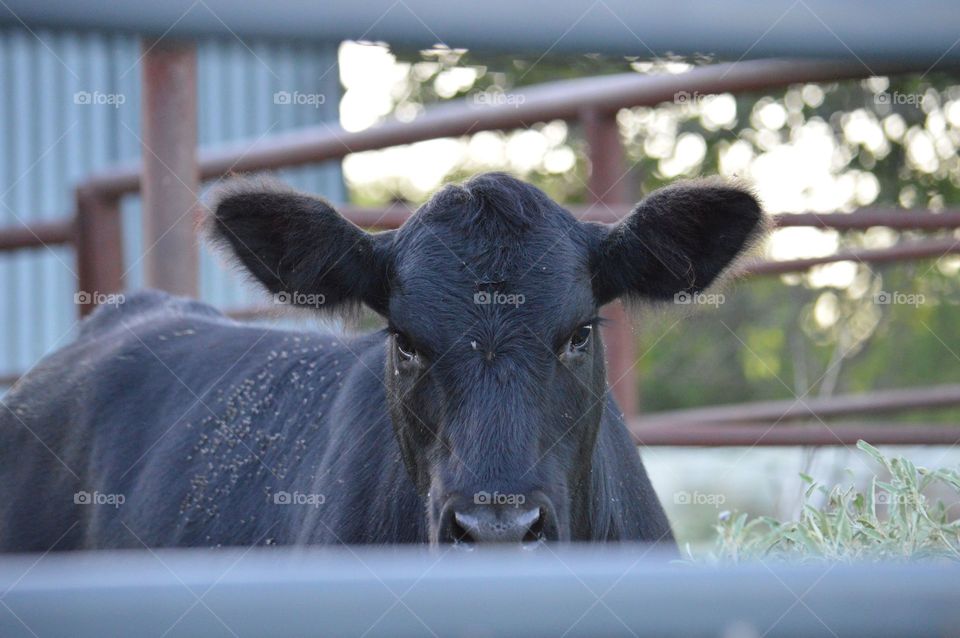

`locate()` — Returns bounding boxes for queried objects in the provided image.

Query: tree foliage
[345,46,960,417]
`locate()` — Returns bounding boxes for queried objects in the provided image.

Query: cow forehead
[400,213,580,275]
[389,221,595,346]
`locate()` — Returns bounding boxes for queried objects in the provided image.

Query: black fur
[205,176,395,315]
[0,172,763,551]
[591,178,764,304]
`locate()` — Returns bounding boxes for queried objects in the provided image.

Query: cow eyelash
[394,332,418,361]
[568,324,593,351]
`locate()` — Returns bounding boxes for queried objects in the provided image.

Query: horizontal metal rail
[81,59,901,198]
[0,373,20,387]
[338,205,960,231]
[638,384,960,428]
[0,546,957,637]
[4,208,957,253]
[0,219,74,251]
[631,422,960,446]
[4,0,960,66]
[740,236,960,277]
[220,236,960,321]
[773,209,960,231]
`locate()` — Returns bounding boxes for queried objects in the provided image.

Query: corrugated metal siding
[0,27,343,382]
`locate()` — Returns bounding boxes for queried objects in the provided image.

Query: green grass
[693,441,960,563]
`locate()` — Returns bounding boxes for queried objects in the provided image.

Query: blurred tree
[343,45,960,421]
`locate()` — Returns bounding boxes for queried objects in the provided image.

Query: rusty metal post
[75,186,124,316]
[140,39,199,297]
[581,107,639,420]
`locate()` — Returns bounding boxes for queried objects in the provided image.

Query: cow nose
[450,506,544,544]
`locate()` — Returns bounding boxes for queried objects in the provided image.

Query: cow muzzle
[437,491,559,547]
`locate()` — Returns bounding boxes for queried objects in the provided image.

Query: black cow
[0,172,763,551]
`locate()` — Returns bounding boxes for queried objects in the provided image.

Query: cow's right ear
[589,179,765,305]
[204,177,394,316]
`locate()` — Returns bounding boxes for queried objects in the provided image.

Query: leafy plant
[695,441,960,563]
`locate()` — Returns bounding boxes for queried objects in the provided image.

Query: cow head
[207,172,763,546]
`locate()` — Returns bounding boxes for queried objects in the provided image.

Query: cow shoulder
[78,289,225,339]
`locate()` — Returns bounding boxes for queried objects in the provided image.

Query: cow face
[207,172,763,546]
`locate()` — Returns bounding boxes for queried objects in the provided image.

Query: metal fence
[0,545,958,637]
[0,56,958,443]
[0,27,344,386]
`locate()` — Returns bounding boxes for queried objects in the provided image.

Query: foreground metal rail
[4,0,960,65]
[0,546,957,638]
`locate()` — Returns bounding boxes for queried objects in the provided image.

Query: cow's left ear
[590,179,765,305]
[204,176,394,316]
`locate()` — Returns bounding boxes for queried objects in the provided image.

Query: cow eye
[395,332,417,361]
[568,324,593,351]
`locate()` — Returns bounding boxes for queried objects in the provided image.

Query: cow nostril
[452,511,482,544]
[522,508,545,544]
[450,506,544,544]
[450,515,475,544]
